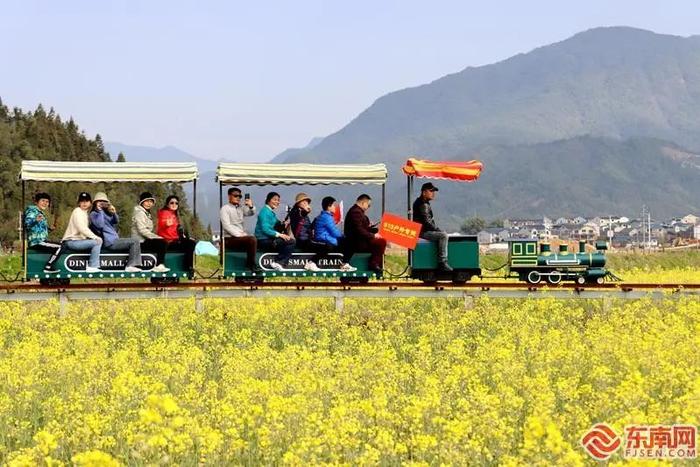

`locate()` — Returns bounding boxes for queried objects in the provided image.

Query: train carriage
[216,162,387,283]
[20,160,199,285]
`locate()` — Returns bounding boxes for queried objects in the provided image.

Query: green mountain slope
[273,27,700,223]
[278,27,700,165]
[434,137,700,228]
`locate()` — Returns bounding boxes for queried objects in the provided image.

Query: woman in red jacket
[157,195,196,272]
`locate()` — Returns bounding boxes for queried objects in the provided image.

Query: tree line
[0,98,204,249]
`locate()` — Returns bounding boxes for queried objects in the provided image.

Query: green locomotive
[507,239,609,285]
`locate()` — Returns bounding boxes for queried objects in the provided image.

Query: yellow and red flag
[402,158,483,181]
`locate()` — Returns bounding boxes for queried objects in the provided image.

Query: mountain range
[110,27,700,230]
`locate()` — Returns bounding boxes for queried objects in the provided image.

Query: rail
[1,281,697,313]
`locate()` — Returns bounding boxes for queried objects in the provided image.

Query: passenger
[313,196,356,272]
[254,191,295,271]
[61,192,102,273]
[220,187,259,272]
[288,193,321,272]
[24,192,63,273]
[131,192,170,272]
[157,195,197,272]
[344,194,386,276]
[89,192,143,272]
[413,182,452,272]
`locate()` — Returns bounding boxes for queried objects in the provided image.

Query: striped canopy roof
[216,163,387,185]
[402,158,483,182]
[20,161,199,183]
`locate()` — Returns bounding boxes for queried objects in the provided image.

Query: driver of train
[413,182,452,272]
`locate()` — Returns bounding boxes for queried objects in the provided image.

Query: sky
[2,0,699,161]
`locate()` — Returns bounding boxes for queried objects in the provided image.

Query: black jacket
[344,204,377,243]
[289,206,312,242]
[413,196,440,234]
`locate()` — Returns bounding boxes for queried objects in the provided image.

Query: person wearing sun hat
[131,192,170,272]
[288,192,321,272]
[89,191,143,272]
[61,191,102,272]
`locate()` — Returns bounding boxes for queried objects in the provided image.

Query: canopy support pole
[407,175,414,219]
[21,180,26,279]
[407,175,414,268]
[219,181,224,273]
[192,179,198,219]
[381,183,386,215]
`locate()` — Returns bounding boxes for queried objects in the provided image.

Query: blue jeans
[108,238,142,267]
[64,239,102,268]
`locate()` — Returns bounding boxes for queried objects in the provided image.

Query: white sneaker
[304,261,321,272]
[152,264,170,273]
[269,262,284,271]
[339,263,357,272]
[125,266,142,273]
[85,266,101,273]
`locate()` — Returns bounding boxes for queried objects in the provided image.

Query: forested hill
[0,99,202,247]
[269,27,700,223]
[275,27,700,165]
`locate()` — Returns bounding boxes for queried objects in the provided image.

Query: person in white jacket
[61,192,102,272]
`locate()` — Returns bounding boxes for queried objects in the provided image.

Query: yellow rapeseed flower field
[0,295,698,465]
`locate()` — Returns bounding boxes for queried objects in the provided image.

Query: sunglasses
[169,201,179,205]
[230,194,242,198]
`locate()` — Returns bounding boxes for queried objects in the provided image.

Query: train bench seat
[223,248,373,274]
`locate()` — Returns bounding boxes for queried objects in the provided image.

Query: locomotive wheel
[417,270,437,285]
[575,276,586,285]
[452,270,471,285]
[526,270,541,284]
[547,271,562,285]
[595,276,605,285]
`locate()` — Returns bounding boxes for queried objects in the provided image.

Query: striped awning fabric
[20,161,199,183]
[216,163,387,185]
[402,158,483,182]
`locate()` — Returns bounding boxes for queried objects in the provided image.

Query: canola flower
[0,295,698,465]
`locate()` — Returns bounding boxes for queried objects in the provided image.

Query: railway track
[1,280,698,293]
[1,280,696,313]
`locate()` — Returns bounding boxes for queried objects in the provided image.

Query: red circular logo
[581,423,621,460]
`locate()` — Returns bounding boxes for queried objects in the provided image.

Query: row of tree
[0,98,204,248]
[460,217,503,234]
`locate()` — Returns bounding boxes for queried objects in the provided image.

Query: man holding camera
[220,187,259,272]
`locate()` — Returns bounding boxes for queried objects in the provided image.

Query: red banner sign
[379,213,422,250]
